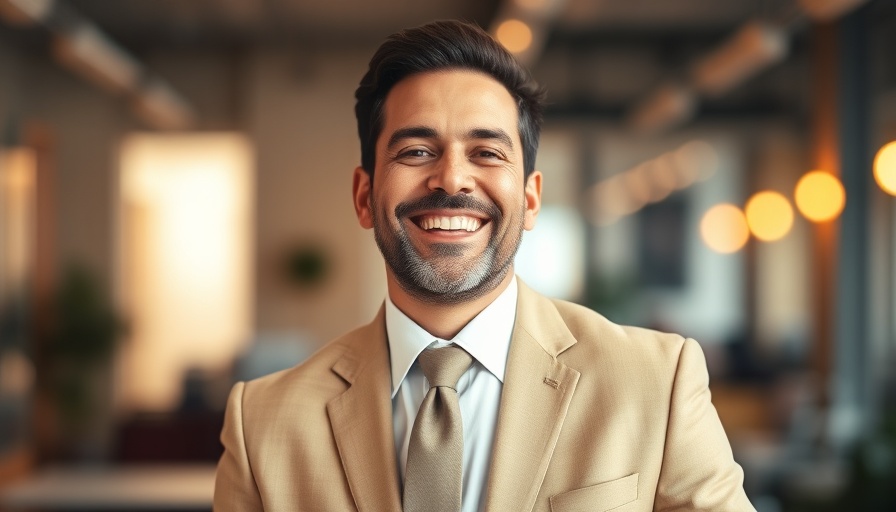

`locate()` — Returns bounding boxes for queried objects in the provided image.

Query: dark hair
[354,20,546,180]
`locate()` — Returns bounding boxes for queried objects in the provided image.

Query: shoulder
[547,296,693,373]
[540,295,712,420]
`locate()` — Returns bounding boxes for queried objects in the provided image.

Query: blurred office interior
[0,0,895,510]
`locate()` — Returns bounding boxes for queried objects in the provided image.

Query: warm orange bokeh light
[874,141,896,196]
[700,204,750,254]
[495,19,533,54]
[795,170,845,222]
[745,191,793,242]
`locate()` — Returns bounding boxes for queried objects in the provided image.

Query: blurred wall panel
[243,48,385,338]
[0,38,24,136]
[24,58,127,280]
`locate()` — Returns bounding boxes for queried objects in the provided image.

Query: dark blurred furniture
[0,411,223,511]
[115,412,224,463]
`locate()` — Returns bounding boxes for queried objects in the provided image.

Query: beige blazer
[214,279,755,511]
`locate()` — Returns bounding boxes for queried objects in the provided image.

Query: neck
[386,269,515,340]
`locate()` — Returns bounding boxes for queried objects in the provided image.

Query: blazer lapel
[326,306,402,512]
[484,279,581,512]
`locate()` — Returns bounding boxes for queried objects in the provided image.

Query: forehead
[379,69,519,138]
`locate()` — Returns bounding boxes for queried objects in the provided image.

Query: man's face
[352,69,541,304]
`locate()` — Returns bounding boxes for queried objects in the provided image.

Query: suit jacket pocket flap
[549,473,639,512]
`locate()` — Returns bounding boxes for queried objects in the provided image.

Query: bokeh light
[700,203,750,254]
[873,141,896,196]
[646,157,679,196]
[794,170,845,222]
[495,19,533,54]
[587,174,641,225]
[671,139,719,185]
[745,191,793,242]
[624,164,656,204]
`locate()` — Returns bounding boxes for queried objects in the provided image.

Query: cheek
[488,178,526,212]
[372,181,409,218]
[378,171,429,202]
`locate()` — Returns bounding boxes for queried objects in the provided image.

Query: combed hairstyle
[354,20,546,180]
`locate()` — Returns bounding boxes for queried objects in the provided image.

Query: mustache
[394,191,501,221]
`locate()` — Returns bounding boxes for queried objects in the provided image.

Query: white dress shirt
[386,278,518,512]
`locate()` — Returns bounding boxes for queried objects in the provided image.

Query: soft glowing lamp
[874,141,896,197]
[745,191,793,242]
[701,204,750,254]
[495,19,533,54]
[795,171,845,222]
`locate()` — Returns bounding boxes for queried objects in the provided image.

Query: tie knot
[417,346,472,389]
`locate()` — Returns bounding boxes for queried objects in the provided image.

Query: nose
[427,148,475,195]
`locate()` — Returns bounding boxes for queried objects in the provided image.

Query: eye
[397,148,434,159]
[471,148,505,162]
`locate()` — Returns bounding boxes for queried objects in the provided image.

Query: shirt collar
[385,278,518,398]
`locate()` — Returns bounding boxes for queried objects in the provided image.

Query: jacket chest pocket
[549,473,639,512]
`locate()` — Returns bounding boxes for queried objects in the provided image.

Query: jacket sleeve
[654,339,756,511]
[214,382,265,512]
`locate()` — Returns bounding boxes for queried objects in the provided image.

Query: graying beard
[380,225,518,305]
[400,239,494,295]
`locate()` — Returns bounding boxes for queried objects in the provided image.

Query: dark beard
[371,190,523,305]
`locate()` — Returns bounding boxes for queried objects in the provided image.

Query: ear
[352,166,374,229]
[523,170,542,231]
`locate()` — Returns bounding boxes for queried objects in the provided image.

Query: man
[214,20,755,512]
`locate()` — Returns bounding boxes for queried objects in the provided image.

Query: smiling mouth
[412,214,486,232]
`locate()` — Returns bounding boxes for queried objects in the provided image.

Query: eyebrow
[386,126,438,150]
[385,126,515,151]
[468,128,514,151]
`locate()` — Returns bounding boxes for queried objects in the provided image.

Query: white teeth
[418,215,482,232]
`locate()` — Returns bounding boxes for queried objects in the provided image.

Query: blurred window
[117,133,253,412]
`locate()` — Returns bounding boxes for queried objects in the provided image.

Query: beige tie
[403,345,473,512]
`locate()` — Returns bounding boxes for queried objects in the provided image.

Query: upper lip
[394,192,500,224]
